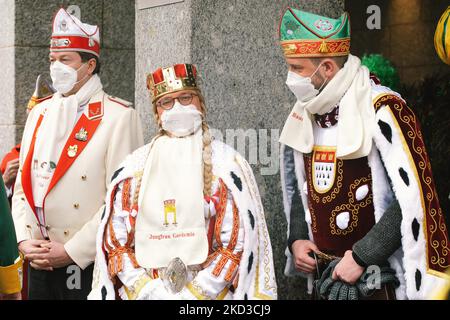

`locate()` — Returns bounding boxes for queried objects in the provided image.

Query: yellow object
[186,281,229,300]
[319,40,329,53]
[123,274,152,300]
[433,283,450,300]
[434,6,450,65]
[163,199,177,226]
[0,257,23,295]
[431,269,450,300]
[27,75,55,111]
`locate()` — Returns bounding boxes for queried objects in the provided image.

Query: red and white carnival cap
[50,8,100,57]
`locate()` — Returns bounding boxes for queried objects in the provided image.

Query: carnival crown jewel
[279,7,351,58]
[147,64,199,103]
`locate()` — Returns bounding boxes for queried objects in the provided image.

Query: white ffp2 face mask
[161,102,203,137]
[285,63,328,102]
[50,61,87,95]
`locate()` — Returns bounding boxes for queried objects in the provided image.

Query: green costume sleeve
[352,198,402,267]
[283,145,309,253]
[287,179,310,253]
[0,175,22,294]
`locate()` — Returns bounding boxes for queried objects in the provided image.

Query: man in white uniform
[12,8,144,300]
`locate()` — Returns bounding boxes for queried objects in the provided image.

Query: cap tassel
[27,97,39,111]
[319,40,329,53]
[27,75,56,111]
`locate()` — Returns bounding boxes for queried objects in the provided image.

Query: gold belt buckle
[160,257,188,294]
[315,251,339,263]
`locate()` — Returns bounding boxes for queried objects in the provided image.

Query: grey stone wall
[135,0,192,139]
[0,0,135,159]
[136,0,344,299]
[0,0,16,160]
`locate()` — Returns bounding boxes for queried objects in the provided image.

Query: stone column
[0,0,135,158]
[0,0,16,159]
[136,0,344,299]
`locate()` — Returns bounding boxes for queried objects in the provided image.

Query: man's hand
[332,250,365,285]
[39,242,73,269]
[291,240,318,274]
[19,240,52,271]
[2,158,20,188]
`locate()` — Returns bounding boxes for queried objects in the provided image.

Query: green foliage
[362,54,400,91]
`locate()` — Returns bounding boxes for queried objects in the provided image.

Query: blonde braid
[198,93,213,198]
[132,174,143,208]
[202,118,213,197]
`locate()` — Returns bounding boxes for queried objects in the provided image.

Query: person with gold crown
[11,8,144,300]
[1,75,55,207]
[278,7,450,300]
[88,63,277,300]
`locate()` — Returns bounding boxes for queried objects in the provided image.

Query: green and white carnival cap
[279,7,351,58]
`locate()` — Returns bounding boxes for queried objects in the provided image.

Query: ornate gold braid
[329,176,373,236]
[375,95,449,272]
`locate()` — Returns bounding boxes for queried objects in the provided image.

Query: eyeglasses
[156,93,198,110]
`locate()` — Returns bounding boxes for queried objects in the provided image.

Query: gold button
[64,230,69,236]
[26,225,31,229]
[74,203,80,209]
[81,175,87,181]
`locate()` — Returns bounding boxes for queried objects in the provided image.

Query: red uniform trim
[50,35,100,56]
[44,113,102,198]
[207,216,216,255]
[21,116,44,233]
[203,179,243,281]
[88,101,104,120]
[108,97,130,109]
[1,144,21,174]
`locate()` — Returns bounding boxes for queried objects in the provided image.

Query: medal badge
[75,128,88,142]
[160,257,188,294]
[59,19,68,32]
[67,145,78,158]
